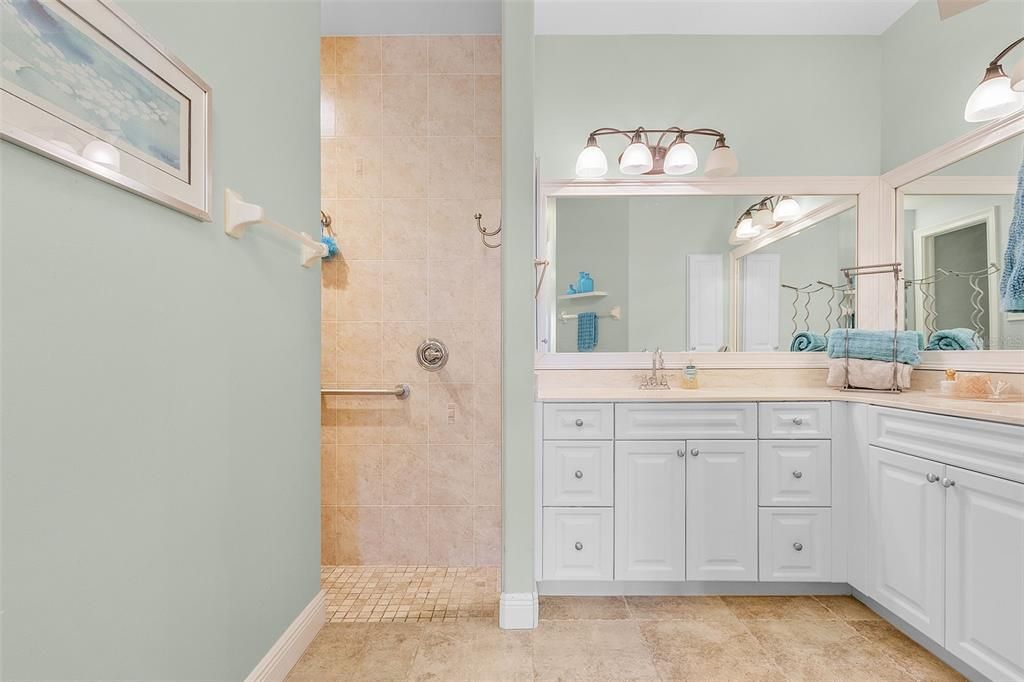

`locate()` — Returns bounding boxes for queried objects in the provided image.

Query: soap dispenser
[681,359,699,389]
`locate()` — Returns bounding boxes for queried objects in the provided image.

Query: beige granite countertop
[535,385,1024,426]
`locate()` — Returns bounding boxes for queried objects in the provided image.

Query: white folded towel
[827,358,913,390]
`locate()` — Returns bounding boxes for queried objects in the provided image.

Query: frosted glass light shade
[1011,56,1024,92]
[772,196,801,222]
[575,143,608,177]
[619,141,654,175]
[83,140,121,171]
[663,140,698,175]
[965,67,1024,122]
[735,216,760,240]
[704,142,738,177]
[753,208,776,230]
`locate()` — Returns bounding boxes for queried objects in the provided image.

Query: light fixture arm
[587,126,726,143]
[990,36,1024,67]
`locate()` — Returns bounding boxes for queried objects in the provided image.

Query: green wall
[0,1,321,678]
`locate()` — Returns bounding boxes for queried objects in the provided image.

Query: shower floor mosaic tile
[321,565,499,623]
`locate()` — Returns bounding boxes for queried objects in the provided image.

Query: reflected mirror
[548,194,857,353]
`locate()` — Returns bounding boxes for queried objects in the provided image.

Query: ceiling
[534,0,918,35]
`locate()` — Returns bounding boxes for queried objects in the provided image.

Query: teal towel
[1000,152,1024,312]
[925,328,983,351]
[790,332,827,352]
[826,329,923,366]
[577,312,598,352]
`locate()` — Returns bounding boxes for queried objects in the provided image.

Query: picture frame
[1,0,212,221]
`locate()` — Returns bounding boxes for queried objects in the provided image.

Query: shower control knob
[793,542,804,552]
[793,470,803,479]
[574,470,584,479]
[574,541,584,551]
[575,418,584,427]
[416,338,449,371]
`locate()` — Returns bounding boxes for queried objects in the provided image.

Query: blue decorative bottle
[577,272,594,293]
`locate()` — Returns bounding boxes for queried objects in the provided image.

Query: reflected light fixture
[735,211,760,240]
[573,126,738,178]
[731,195,802,241]
[965,36,1024,122]
[82,140,121,171]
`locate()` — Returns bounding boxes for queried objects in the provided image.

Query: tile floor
[293,583,964,681]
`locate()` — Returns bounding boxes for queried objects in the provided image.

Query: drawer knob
[690,448,699,457]
[792,470,803,479]
[575,418,584,427]
[574,470,584,479]
[941,477,956,488]
[926,473,940,483]
[574,541,584,551]
[793,542,804,552]
[792,417,803,425]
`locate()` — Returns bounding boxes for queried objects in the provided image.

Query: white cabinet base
[542,508,614,581]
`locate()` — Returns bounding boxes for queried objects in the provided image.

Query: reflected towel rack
[560,306,622,323]
[321,384,410,399]
[225,189,327,268]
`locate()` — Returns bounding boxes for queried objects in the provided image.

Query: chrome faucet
[639,347,670,390]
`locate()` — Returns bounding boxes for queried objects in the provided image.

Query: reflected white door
[687,254,724,351]
[741,254,780,351]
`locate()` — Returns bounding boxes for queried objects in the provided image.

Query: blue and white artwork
[1,0,184,171]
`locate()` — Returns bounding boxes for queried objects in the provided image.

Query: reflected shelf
[558,291,609,301]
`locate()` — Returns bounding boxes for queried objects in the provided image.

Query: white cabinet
[686,440,758,581]
[759,402,832,439]
[543,403,614,440]
[542,507,614,580]
[868,446,946,643]
[543,441,614,507]
[759,440,832,507]
[944,466,1024,681]
[615,403,757,440]
[759,508,831,581]
[614,440,686,580]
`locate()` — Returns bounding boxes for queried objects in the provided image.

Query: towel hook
[475,213,501,248]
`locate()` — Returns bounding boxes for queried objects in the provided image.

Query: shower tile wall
[320,36,501,566]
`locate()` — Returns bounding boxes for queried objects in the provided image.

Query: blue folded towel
[826,329,923,366]
[790,332,827,352]
[925,328,983,351]
[1000,153,1024,312]
[577,312,598,352]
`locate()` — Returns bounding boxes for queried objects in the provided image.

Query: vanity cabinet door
[868,446,946,643]
[944,467,1024,681]
[686,440,758,581]
[615,440,686,581]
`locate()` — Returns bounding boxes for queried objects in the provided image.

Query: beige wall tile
[335,75,382,137]
[383,136,429,198]
[383,444,428,505]
[427,321,475,383]
[428,506,474,565]
[337,259,383,322]
[321,443,338,506]
[474,505,501,566]
[337,444,384,506]
[332,199,382,261]
[321,321,339,385]
[473,136,501,198]
[428,36,474,74]
[383,382,428,444]
[321,257,341,322]
[427,198,476,262]
[383,36,428,74]
[335,322,383,383]
[427,383,474,444]
[321,506,338,564]
[383,75,428,136]
[321,395,384,445]
[474,75,501,136]
[335,137,382,199]
[383,260,429,321]
[473,320,500,384]
[334,506,384,564]
[383,321,429,384]
[472,255,501,322]
[320,76,337,137]
[336,36,382,74]
[321,140,337,199]
[382,198,428,261]
[428,75,474,136]
[474,443,500,506]
[473,382,501,444]
[474,36,501,75]
[427,136,475,198]
[320,37,337,75]
[428,258,474,321]
[382,506,429,564]
[428,444,474,505]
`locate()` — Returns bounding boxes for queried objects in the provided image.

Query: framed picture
[1,0,211,220]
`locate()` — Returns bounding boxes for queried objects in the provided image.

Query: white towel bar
[559,306,622,323]
[225,189,327,268]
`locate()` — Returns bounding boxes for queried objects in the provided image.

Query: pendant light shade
[753,208,776,230]
[619,131,654,175]
[735,213,760,240]
[1011,56,1024,92]
[772,196,801,222]
[964,65,1024,122]
[575,136,608,178]
[662,137,698,175]
[704,139,738,177]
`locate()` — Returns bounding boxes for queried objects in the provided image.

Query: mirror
[548,194,857,353]
[900,134,1022,351]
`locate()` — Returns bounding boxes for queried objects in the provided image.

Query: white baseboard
[246,589,326,682]
[499,591,539,630]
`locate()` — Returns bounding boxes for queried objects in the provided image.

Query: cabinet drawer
[758,508,832,582]
[759,402,831,439]
[869,406,1024,484]
[544,403,614,440]
[615,403,756,439]
[759,440,832,507]
[542,507,614,581]
[543,441,614,507]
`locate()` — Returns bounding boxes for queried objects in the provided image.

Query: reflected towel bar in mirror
[321,384,410,400]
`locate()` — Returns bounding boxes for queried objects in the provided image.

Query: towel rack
[560,306,622,323]
[321,384,410,400]
[225,189,327,268]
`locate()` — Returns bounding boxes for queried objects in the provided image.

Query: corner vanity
[534,391,1024,681]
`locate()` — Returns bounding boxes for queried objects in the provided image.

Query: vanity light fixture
[731,195,803,242]
[965,36,1024,122]
[573,126,737,177]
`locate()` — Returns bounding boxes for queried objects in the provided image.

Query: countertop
[535,386,1024,426]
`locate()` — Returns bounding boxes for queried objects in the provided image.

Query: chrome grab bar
[321,384,410,400]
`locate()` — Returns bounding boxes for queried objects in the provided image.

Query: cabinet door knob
[676,449,685,458]
[792,417,803,425]
[793,542,804,551]
[941,477,956,488]
[575,418,584,427]
[574,470,584,479]
[926,473,940,483]
[792,470,803,479]
[690,448,699,457]
[574,541,584,551]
